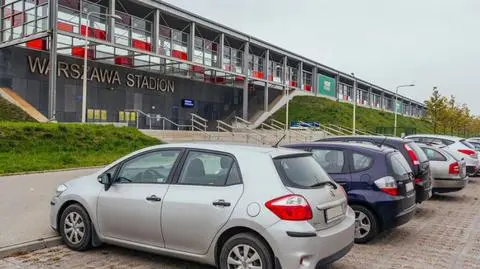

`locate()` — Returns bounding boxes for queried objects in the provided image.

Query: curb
[0,166,104,177]
[0,236,62,259]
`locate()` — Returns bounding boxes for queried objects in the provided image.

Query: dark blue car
[284,142,417,243]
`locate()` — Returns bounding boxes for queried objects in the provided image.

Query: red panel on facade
[12,13,23,27]
[191,65,205,73]
[71,47,94,59]
[26,39,47,50]
[57,22,74,32]
[80,25,107,40]
[215,77,225,83]
[132,39,151,52]
[235,76,245,81]
[268,75,273,81]
[223,65,232,71]
[304,84,312,91]
[290,81,297,87]
[252,71,264,79]
[115,56,132,66]
[171,50,187,60]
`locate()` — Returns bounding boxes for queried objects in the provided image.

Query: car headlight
[55,184,68,197]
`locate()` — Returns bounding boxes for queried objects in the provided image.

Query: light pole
[81,12,121,123]
[351,73,356,135]
[394,84,415,136]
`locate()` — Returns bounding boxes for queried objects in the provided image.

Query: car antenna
[377,136,388,148]
[273,134,287,148]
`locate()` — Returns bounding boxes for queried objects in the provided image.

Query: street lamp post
[394,84,415,136]
[351,73,356,135]
[81,12,121,123]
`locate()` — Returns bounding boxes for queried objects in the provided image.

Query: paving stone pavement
[2,179,480,269]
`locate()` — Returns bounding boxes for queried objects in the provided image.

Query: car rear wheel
[351,205,378,244]
[219,233,273,269]
[59,204,92,251]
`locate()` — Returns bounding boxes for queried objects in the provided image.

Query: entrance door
[97,149,182,247]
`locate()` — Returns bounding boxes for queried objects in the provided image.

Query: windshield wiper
[309,181,337,189]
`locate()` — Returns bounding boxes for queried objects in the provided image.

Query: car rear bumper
[467,165,478,176]
[433,177,468,193]
[373,192,416,231]
[391,203,416,227]
[414,182,433,203]
[268,207,355,269]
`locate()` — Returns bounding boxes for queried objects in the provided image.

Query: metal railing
[270,119,286,130]
[125,109,191,130]
[217,120,234,133]
[191,113,208,132]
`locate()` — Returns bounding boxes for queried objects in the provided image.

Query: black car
[317,136,432,203]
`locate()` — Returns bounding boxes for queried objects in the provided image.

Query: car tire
[351,205,378,244]
[59,204,92,251]
[219,233,273,269]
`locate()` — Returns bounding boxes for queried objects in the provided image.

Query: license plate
[406,182,414,192]
[325,205,343,222]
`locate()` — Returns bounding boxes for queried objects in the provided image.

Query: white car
[405,135,479,176]
[50,143,355,269]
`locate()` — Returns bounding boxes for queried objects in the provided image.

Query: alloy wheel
[63,212,85,245]
[355,210,371,239]
[227,244,263,269]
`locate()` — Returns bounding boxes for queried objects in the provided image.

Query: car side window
[311,149,345,174]
[422,148,447,161]
[178,151,236,186]
[352,153,373,171]
[116,150,181,184]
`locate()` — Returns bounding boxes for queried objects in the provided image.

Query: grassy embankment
[272,96,432,134]
[0,123,161,174]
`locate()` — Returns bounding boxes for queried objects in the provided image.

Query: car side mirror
[98,173,113,191]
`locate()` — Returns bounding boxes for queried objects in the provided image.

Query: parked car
[50,143,355,269]
[317,136,432,203]
[405,135,480,176]
[283,142,416,243]
[466,138,480,152]
[416,143,468,193]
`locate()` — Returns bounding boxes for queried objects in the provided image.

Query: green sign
[317,74,336,97]
[395,100,403,113]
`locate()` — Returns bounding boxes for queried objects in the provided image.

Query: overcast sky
[164,0,480,114]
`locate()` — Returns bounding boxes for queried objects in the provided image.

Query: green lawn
[0,122,161,174]
[0,97,35,122]
[272,96,432,135]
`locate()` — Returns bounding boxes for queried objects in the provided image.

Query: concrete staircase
[141,129,328,145]
[0,87,48,122]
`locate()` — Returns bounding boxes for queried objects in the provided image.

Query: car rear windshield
[388,152,412,178]
[274,155,332,188]
[407,142,428,163]
[460,139,475,149]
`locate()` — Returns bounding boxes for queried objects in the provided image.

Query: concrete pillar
[188,22,195,62]
[152,9,160,53]
[283,55,288,85]
[48,0,58,120]
[380,92,385,110]
[368,87,372,107]
[335,73,341,99]
[264,49,270,112]
[242,41,249,120]
[108,0,115,42]
[312,67,318,96]
[297,62,303,90]
[218,33,225,69]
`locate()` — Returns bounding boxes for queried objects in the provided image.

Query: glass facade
[1,0,48,43]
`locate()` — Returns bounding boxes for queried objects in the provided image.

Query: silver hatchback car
[50,143,355,269]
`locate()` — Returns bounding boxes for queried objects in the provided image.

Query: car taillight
[458,149,477,158]
[374,176,399,196]
[404,144,420,165]
[265,194,313,221]
[415,178,423,184]
[449,162,460,174]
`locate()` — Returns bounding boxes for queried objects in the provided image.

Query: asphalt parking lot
[1,180,480,269]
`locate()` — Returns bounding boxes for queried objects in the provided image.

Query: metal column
[335,73,341,99]
[108,0,115,42]
[188,22,195,62]
[380,92,385,110]
[152,9,160,53]
[218,33,224,69]
[48,0,58,121]
[242,41,249,120]
[368,87,372,107]
[297,61,303,90]
[312,67,318,96]
[264,49,269,112]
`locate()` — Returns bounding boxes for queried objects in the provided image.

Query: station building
[0,0,426,128]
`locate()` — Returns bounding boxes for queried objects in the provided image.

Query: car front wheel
[219,233,273,269]
[59,204,92,251]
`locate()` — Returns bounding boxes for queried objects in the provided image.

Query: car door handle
[212,199,231,207]
[146,195,162,202]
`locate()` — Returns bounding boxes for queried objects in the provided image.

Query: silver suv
[50,143,355,269]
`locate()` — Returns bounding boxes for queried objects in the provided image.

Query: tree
[424,88,448,134]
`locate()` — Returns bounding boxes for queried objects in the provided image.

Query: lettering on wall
[27,56,174,93]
